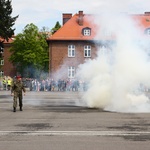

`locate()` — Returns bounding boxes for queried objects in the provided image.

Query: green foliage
[51,21,61,34]
[0,0,18,41]
[9,23,49,78]
[40,26,51,38]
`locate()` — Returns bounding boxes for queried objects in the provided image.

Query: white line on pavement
[0,131,150,136]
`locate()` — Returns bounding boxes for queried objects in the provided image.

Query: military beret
[17,76,21,79]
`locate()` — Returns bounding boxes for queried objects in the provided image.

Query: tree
[51,21,61,34]
[0,0,18,41]
[9,23,49,78]
[0,0,18,71]
[40,26,51,38]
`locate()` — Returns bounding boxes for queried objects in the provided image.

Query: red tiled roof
[0,36,15,43]
[49,13,97,41]
[132,14,150,29]
[48,12,150,41]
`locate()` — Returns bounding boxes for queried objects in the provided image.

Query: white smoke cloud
[77,12,150,113]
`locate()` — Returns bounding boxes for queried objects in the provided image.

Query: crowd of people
[25,78,88,92]
[0,76,88,92]
[0,76,13,91]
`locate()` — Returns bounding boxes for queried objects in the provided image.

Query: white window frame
[68,45,75,57]
[84,45,91,57]
[0,47,4,53]
[105,31,112,37]
[0,59,4,65]
[0,71,4,76]
[100,46,107,55]
[147,29,150,35]
[84,29,91,36]
[68,66,75,78]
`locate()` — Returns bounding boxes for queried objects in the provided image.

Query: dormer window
[82,27,91,36]
[145,28,150,36]
[84,29,91,36]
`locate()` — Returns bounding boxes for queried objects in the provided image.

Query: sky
[11,0,150,35]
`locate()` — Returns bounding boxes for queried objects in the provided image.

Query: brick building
[47,11,150,79]
[1,11,150,79]
[47,11,98,79]
[0,38,16,77]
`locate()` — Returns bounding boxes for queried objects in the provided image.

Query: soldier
[11,76,26,112]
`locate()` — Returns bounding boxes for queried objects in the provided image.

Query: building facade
[0,38,16,77]
[48,11,98,79]
[1,11,150,79]
[47,11,150,80]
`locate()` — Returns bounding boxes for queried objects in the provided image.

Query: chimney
[62,13,72,25]
[145,12,150,15]
[78,11,84,26]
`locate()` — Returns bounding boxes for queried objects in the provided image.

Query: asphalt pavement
[0,90,150,150]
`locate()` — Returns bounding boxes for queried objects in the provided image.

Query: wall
[49,40,97,79]
[1,43,16,77]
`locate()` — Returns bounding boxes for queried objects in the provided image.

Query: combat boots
[20,107,22,111]
[13,107,16,112]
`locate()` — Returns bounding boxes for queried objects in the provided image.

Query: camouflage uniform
[11,79,26,112]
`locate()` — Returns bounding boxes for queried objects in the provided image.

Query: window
[104,30,112,37]
[84,45,91,57]
[68,66,75,78]
[100,46,108,55]
[145,28,150,36]
[84,29,91,36]
[0,59,4,65]
[147,29,150,35]
[0,42,4,53]
[68,45,75,57]
[99,46,113,63]
[0,71,4,76]
[0,46,4,53]
[82,27,91,36]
